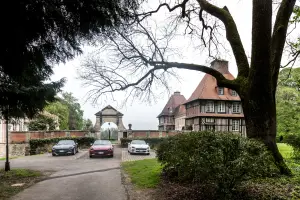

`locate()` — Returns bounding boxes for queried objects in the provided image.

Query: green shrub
[120,138,165,148]
[29,137,96,154]
[156,131,279,198]
[285,133,300,159]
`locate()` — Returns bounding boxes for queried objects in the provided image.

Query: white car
[128,140,150,155]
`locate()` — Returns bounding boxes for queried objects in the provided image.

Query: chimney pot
[174,91,180,95]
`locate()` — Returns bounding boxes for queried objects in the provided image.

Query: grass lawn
[0,169,44,199]
[278,143,300,174]
[122,159,162,188]
[278,143,294,159]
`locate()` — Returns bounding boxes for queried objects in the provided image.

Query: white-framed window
[217,101,226,113]
[218,87,224,95]
[206,118,214,123]
[206,101,214,112]
[232,102,240,113]
[232,119,240,132]
[231,90,238,96]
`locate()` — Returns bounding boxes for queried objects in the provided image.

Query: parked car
[128,140,150,155]
[89,140,114,158]
[52,140,78,156]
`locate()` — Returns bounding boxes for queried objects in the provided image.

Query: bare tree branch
[197,0,249,77]
[79,0,249,104]
[148,61,238,89]
[137,0,190,21]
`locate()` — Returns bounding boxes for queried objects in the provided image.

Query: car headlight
[69,146,73,149]
[52,148,56,150]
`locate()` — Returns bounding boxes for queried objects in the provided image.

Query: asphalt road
[1,147,127,200]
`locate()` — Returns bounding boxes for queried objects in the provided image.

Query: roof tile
[186,60,240,103]
[158,92,186,117]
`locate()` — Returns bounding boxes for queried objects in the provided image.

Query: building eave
[184,98,242,105]
[185,113,244,119]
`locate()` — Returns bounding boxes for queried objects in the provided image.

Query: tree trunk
[242,91,292,175]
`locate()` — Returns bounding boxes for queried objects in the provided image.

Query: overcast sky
[50,0,297,130]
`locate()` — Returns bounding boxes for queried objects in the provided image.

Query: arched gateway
[94,105,127,140]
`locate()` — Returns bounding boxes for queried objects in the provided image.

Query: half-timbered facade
[184,59,246,135]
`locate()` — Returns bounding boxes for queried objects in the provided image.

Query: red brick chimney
[210,59,229,74]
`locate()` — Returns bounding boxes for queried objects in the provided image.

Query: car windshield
[93,140,111,145]
[57,140,74,145]
[131,140,146,145]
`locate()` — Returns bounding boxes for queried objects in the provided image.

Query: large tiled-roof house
[157,59,246,135]
[184,59,246,135]
[157,92,186,131]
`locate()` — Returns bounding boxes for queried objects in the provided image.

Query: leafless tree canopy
[78,0,298,104]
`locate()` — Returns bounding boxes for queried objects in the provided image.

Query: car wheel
[147,153,150,155]
[72,148,76,155]
[89,155,93,158]
[52,153,56,156]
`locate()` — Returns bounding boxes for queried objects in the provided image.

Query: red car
[89,140,114,158]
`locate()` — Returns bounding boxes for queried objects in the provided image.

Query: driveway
[1,147,126,200]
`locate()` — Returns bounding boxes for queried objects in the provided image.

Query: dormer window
[218,87,224,95]
[168,107,173,113]
[231,90,238,96]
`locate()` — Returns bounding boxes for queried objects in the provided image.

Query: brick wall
[10,133,27,143]
[10,131,88,143]
[129,130,181,138]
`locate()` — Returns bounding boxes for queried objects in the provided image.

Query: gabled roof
[157,92,186,118]
[185,60,240,103]
[174,104,186,117]
[95,105,123,116]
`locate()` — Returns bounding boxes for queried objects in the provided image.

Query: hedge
[29,137,96,154]
[120,138,166,148]
[156,131,279,198]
